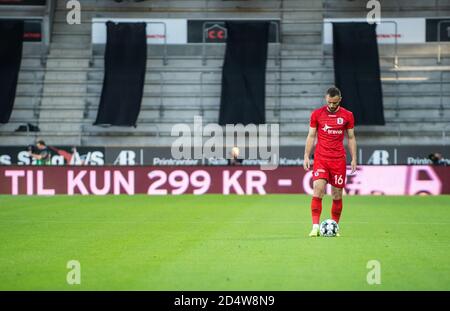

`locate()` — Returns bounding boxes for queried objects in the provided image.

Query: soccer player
[303,87,357,237]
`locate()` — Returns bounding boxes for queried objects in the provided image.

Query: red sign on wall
[205,24,227,42]
[0,166,448,196]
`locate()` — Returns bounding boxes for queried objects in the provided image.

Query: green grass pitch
[0,195,449,290]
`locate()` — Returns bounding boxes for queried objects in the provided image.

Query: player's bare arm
[347,128,357,174]
[303,126,317,171]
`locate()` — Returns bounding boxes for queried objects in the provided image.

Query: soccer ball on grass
[319,219,339,237]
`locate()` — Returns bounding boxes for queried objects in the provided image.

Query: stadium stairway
[0,46,45,146]
[1,0,450,147]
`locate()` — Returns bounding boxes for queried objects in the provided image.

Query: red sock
[311,196,322,225]
[332,199,343,223]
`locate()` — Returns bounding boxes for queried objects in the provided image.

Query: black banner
[0,19,41,42]
[0,291,445,309]
[0,0,46,5]
[188,20,279,43]
[0,20,24,124]
[94,22,147,126]
[333,22,385,125]
[219,21,269,125]
[426,18,450,42]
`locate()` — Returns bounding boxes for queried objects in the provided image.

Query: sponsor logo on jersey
[322,124,343,135]
[322,124,332,132]
[328,129,343,134]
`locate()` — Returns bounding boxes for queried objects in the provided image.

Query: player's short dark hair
[36,140,46,146]
[326,87,341,98]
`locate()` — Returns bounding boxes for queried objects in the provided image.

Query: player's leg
[311,178,327,223]
[328,158,347,236]
[309,157,329,236]
[331,186,343,223]
[309,158,329,236]
[309,178,327,237]
[309,178,328,236]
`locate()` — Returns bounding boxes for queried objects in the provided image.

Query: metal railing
[440,71,450,116]
[5,69,42,142]
[91,20,168,66]
[32,70,42,123]
[196,67,450,135]
[199,71,216,117]
[273,67,282,119]
[381,71,400,118]
[201,20,281,66]
[156,72,164,118]
[277,20,399,68]
[44,0,56,48]
[322,20,398,68]
[80,122,161,142]
[437,20,450,64]
[83,71,164,120]
[443,124,450,145]
[199,68,285,115]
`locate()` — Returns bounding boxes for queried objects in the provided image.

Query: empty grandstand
[1,0,449,147]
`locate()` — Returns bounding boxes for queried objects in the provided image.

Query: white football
[319,219,339,237]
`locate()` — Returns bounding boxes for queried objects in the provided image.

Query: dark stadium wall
[0,20,23,124]
[333,22,385,125]
[94,22,147,127]
[219,21,269,125]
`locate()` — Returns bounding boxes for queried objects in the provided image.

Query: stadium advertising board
[0,146,448,166]
[323,18,426,44]
[0,166,448,195]
[92,18,187,44]
[0,146,106,165]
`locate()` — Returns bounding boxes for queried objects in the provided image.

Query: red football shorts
[312,157,347,188]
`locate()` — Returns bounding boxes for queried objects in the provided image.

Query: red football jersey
[309,105,354,159]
